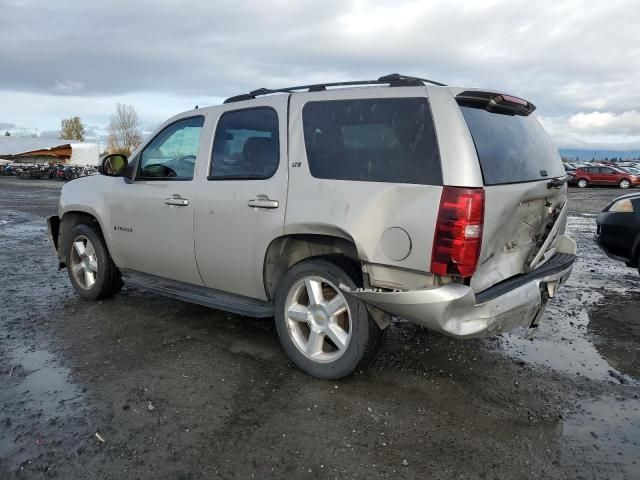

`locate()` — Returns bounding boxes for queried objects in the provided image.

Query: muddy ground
[1,177,639,479]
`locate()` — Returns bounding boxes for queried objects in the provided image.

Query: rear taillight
[431,186,485,278]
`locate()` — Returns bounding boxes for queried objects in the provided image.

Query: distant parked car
[595,192,640,275]
[0,164,15,176]
[563,163,577,178]
[622,166,640,175]
[571,165,640,189]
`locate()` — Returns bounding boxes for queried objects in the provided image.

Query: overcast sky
[1,0,639,150]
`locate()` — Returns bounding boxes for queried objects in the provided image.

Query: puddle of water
[501,302,635,385]
[588,293,640,382]
[501,309,634,383]
[13,349,82,415]
[498,216,639,384]
[564,395,640,477]
[0,346,83,467]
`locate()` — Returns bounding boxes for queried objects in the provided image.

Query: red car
[571,165,640,189]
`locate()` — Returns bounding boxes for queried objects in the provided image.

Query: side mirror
[99,154,128,177]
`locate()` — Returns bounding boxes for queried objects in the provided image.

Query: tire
[274,258,384,379]
[619,179,631,189]
[64,223,122,300]
[577,179,588,188]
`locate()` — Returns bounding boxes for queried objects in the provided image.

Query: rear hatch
[456,92,568,293]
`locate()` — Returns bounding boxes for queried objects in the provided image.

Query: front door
[193,97,289,300]
[109,115,206,285]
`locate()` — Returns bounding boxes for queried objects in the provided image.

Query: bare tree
[60,116,85,141]
[107,103,142,155]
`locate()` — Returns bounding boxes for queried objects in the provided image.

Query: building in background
[0,137,99,165]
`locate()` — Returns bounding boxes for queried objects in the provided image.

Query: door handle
[248,196,279,209]
[165,195,189,206]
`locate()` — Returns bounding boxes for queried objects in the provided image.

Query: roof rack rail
[223,73,446,104]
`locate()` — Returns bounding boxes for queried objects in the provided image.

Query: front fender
[58,176,122,267]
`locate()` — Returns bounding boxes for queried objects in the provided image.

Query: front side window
[210,108,279,180]
[138,116,204,179]
[302,98,442,185]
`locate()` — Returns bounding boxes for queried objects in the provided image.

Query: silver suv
[48,74,576,379]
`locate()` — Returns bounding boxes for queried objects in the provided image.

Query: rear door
[584,167,597,184]
[193,96,288,300]
[286,86,445,276]
[600,167,617,185]
[589,166,604,184]
[455,94,568,292]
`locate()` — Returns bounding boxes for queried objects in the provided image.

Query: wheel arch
[58,209,115,267]
[263,234,361,300]
[619,177,632,187]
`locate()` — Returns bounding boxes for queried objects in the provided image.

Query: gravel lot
[1,177,639,479]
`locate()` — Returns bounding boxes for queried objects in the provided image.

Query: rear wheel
[274,258,383,379]
[619,179,631,189]
[65,223,122,299]
[577,179,588,188]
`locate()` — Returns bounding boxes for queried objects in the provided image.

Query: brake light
[431,187,485,278]
[499,94,528,106]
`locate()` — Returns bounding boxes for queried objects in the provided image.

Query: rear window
[302,98,442,185]
[460,106,563,185]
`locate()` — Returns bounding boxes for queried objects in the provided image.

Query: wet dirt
[1,178,639,479]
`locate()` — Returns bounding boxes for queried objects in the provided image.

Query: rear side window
[209,108,279,180]
[460,106,563,185]
[302,98,442,185]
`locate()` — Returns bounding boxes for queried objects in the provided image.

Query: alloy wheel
[284,276,352,363]
[69,235,98,290]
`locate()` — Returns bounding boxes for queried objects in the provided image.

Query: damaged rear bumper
[341,250,576,339]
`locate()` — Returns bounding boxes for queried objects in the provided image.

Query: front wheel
[274,258,384,379]
[577,179,588,188]
[64,223,122,299]
[619,179,631,189]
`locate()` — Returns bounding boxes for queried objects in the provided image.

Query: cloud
[539,113,640,150]
[0,122,16,130]
[39,130,61,139]
[568,111,640,136]
[52,80,84,94]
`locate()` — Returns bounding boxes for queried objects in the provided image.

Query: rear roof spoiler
[456,90,536,116]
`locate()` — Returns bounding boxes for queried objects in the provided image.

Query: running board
[121,270,274,318]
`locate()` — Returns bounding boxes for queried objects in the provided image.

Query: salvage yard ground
[0,177,638,479]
